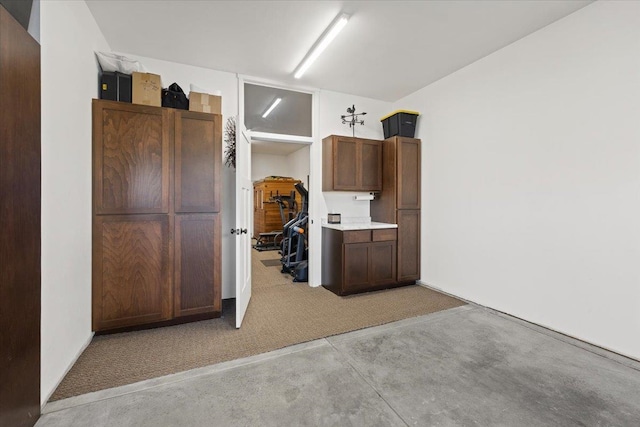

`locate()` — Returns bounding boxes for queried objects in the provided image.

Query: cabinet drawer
[372,228,397,242]
[343,230,371,243]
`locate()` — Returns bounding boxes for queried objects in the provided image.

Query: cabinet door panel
[94,102,170,214]
[371,241,397,285]
[175,111,220,213]
[175,214,220,316]
[397,138,421,209]
[334,137,358,189]
[397,210,420,282]
[93,215,171,330]
[360,139,382,191]
[343,243,371,291]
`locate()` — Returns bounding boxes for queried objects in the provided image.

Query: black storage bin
[380,110,419,139]
[99,71,132,103]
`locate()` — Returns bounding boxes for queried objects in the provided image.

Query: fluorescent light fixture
[294,13,349,79]
[262,98,282,118]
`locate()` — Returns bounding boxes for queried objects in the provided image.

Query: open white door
[235,123,252,327]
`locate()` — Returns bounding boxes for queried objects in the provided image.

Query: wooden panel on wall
[0,6,41,427]
[397,209,421,282]
[175,111,221,213]
[397,137,421,209]
[93,100,170,214]
[334,137,358,189]
[174,214,221,316]
[93,215,172,330]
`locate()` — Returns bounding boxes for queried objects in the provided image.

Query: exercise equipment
[280,183,309,282]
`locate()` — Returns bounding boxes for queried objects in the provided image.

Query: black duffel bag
[162,83,189,110]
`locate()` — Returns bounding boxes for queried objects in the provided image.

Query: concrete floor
[38,305,640,426]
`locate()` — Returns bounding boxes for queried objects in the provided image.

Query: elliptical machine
[280,182,308,282]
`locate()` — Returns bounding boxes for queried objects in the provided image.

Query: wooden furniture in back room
[370,136,421,283]
[0,5,41,426]
[92,99,221,332]
[322,135,382,192]
[253,177,301,239]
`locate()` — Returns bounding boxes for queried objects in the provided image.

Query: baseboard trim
[417,280,640,369]
[41,331,95,410]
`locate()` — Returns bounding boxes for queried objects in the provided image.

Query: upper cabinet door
[397,137,421,209]
[174,111,221,213]
[360,139,382,191]
[333,136,359,190]
[93,100,170,215]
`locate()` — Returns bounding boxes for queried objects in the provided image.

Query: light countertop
[322,221,397,231]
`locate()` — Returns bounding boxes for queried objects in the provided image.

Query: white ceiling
[86,0,592,102]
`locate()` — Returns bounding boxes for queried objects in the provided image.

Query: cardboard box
[132,72,161,107]
[189,91,221,114]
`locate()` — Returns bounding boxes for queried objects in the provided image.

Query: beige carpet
[51,250,465,400]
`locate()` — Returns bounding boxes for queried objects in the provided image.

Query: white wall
[40,0,110,404]
[120,53,239,299]
[286,145,311,190]
[252,146,310,184]
[251,153,291,182]
[396,1,640,360]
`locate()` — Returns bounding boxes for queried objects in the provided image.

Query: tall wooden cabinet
[92,100,221,332]
[370,136,421,283]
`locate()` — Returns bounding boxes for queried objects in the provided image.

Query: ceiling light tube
[294,13,349,79]
[262,98,282,118]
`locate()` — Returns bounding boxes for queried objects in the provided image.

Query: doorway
[250,139,311,285]
[238,78,317,307]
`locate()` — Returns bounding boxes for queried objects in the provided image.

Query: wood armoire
[92,99,222,332]
[253,177,301,239]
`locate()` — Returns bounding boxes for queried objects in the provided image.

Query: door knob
[240,228,247,234]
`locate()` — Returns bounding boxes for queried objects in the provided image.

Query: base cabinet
[322,228,397,296]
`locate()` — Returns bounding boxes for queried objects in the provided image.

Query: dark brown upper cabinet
[322,135,382,192]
